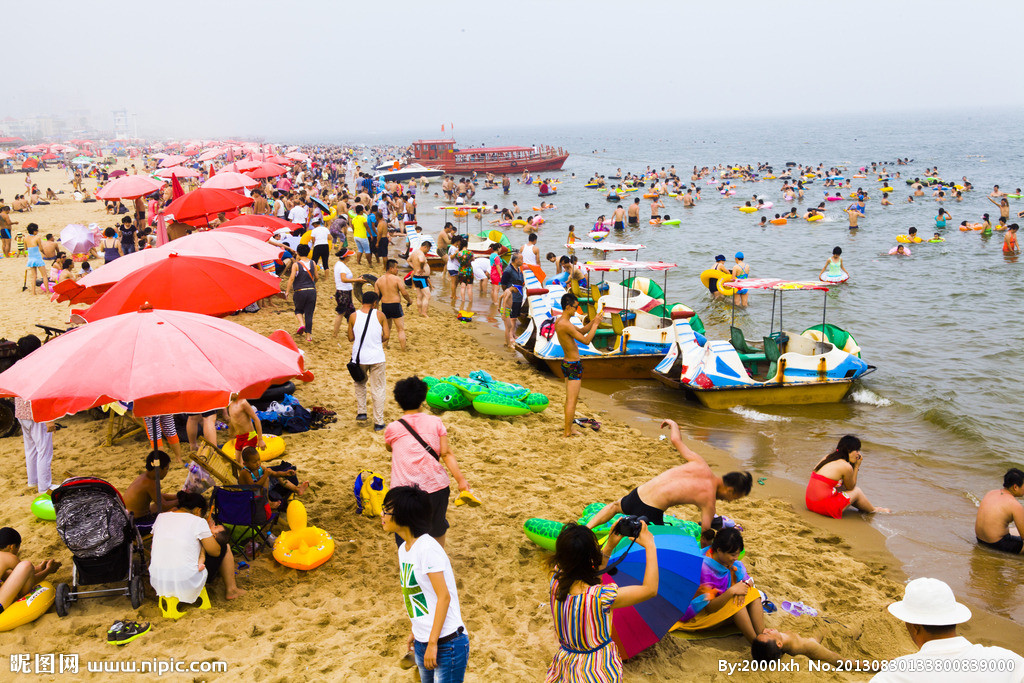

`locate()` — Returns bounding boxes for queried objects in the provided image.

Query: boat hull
[410,154,568,176]
[651,373,857,409]
[516,344,663,379]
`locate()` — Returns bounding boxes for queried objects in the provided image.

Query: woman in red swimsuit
[805,435,889,518]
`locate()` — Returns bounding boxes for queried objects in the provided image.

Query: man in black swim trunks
[975,468,1024,555]
[375,259,414,351]
[554,293,600,438]
[408,241,432,316]
[588,419,753,532]
[627,197,641,226]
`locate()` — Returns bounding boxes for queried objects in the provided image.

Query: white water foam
[729,407,792,422]
[849,388,893,407]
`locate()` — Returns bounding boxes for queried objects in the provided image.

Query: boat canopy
[567,242,645,251]
[583,259,676,272]
[720,278,829,291]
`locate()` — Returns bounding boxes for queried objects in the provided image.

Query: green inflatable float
[472,393,531,416]
[426,382,472,411]
[31,493,55,522]
[522,502,701,552]
[523,393,549,413]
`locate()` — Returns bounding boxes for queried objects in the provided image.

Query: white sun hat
[887,578,972,626]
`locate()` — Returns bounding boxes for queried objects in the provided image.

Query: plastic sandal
[780,601,818,617]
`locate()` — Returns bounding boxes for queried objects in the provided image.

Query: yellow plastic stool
[158,587,211,619]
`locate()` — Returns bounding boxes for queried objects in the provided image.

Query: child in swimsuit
[237,447,309,513]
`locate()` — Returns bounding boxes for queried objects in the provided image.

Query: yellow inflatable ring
[880,186,894,192]
[321,209,338,224]
[273,502,335,571]
[510,219,528,227]
[896,235,923,243]
[0,582,54,632]
[229,433,286,462]
[807,214,823,222]
[738,206,757,213]
[700,269,736,296]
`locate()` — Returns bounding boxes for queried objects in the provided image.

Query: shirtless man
[975,467,1024,555]
[587,419,753,532]
[611,204,627,231]
[123,450,180,531]
[682,189,695,207]
[408,241,432,316]
[375,258,414,350]
[0,205,15,257]
[627,198,641,226]
[845,205,863,230]
[225,393,265,462]
[649,197,665,223]
[554,293,600,437]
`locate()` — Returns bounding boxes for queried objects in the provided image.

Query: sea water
[385,108,1024,623]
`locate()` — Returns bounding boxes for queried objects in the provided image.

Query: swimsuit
[411,276,429,289]
[234,432,258,451]
[619,487,665,525]
[977,533,1023,554]
[804,471,851,519]
[26,246,44,268]
[735,264,749,295]
[381,302,404,319]
[560,360,583,381]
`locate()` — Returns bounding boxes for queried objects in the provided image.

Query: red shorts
[234,432,258,451]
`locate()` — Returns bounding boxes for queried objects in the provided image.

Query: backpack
[354,470,387,517]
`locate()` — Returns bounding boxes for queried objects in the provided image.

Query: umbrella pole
[150,418,163,514]
[821,291,827,333]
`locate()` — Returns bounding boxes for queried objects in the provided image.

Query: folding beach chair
[187,437,242,486]
[102,402,146,447]
[211,485,278,561]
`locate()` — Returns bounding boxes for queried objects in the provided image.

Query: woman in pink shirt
[384,377,474,549]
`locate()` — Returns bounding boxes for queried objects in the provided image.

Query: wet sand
[0,165,1020,681]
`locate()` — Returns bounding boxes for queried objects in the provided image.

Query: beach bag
[354,470,387,517]
[347,310,372,383]
[183,462,215,494]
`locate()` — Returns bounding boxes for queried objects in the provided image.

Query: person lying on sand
[0,527,61,611]
[752,628,865,669]
[587,419,752,532]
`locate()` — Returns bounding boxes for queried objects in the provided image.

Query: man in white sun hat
[871,577,1024,682]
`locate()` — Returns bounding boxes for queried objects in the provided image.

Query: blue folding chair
[211,485,278,561]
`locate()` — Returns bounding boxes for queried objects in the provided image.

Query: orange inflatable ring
[643,193,659,199]
[770,218,787,225]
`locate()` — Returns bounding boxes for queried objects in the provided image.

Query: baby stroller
[52,477,146,616]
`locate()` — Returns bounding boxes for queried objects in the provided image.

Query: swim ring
[523,503,701,552]
[662,219,681,226]
[819,272,849,284]
[0,582,55,632]
[589,230,608,242]
[738,206,757,213]
[642,193,659,199]
[622,276,665,301]
[770,218,788,225]
[889,246,911,255]
[760,202,773,209]
[826,196,844,202]
[31,493,55,521]
[928,237,945,243]
[699,269,735,296]
[896,235,923,243]
[273,501,334,571]
[510,219,528,228]
[807,214,823,222]
[880,186,894,192]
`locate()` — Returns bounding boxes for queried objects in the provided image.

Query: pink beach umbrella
[154,166,201,179]
[202,171,258,191]
[159,155,189,168]
[96,175,165,202]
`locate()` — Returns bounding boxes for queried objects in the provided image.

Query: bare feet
[562,428,585,438]
[226,587,247,600]
[872,507,891,513]
[297,481,310,495]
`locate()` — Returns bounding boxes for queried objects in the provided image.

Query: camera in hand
[612,515,648,538]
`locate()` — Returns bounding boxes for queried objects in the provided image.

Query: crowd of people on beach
[1,145,1022,682]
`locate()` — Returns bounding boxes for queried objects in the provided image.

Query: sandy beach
[0,165,1019,682]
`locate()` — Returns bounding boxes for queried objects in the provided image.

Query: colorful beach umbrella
[59,224,99,255]
[201,171,258,190]
[96,175,165,202]
[603,529,704,659]
[161,188,253,223]
[80,253,281,322]
[0,307,313,421]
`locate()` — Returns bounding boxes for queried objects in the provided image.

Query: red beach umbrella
[201,171,258,190]
[0,306,313,421]
[154,165,200,179]
[158,155,189,168]
[245,162,288,179]
[80,253,281,322]
[162,188,254,222]
[96,175,165,202]
[108,169,128,178]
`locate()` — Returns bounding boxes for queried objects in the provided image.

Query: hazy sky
[7,0,1023,140]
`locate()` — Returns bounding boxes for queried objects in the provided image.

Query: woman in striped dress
[545,523,659,682]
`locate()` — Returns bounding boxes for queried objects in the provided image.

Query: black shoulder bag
[346,311,372,383]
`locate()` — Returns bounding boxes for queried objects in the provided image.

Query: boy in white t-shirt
[332,248,364,337]
[382,485,469,682]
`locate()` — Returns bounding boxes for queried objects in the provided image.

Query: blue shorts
[355,237,370,254]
